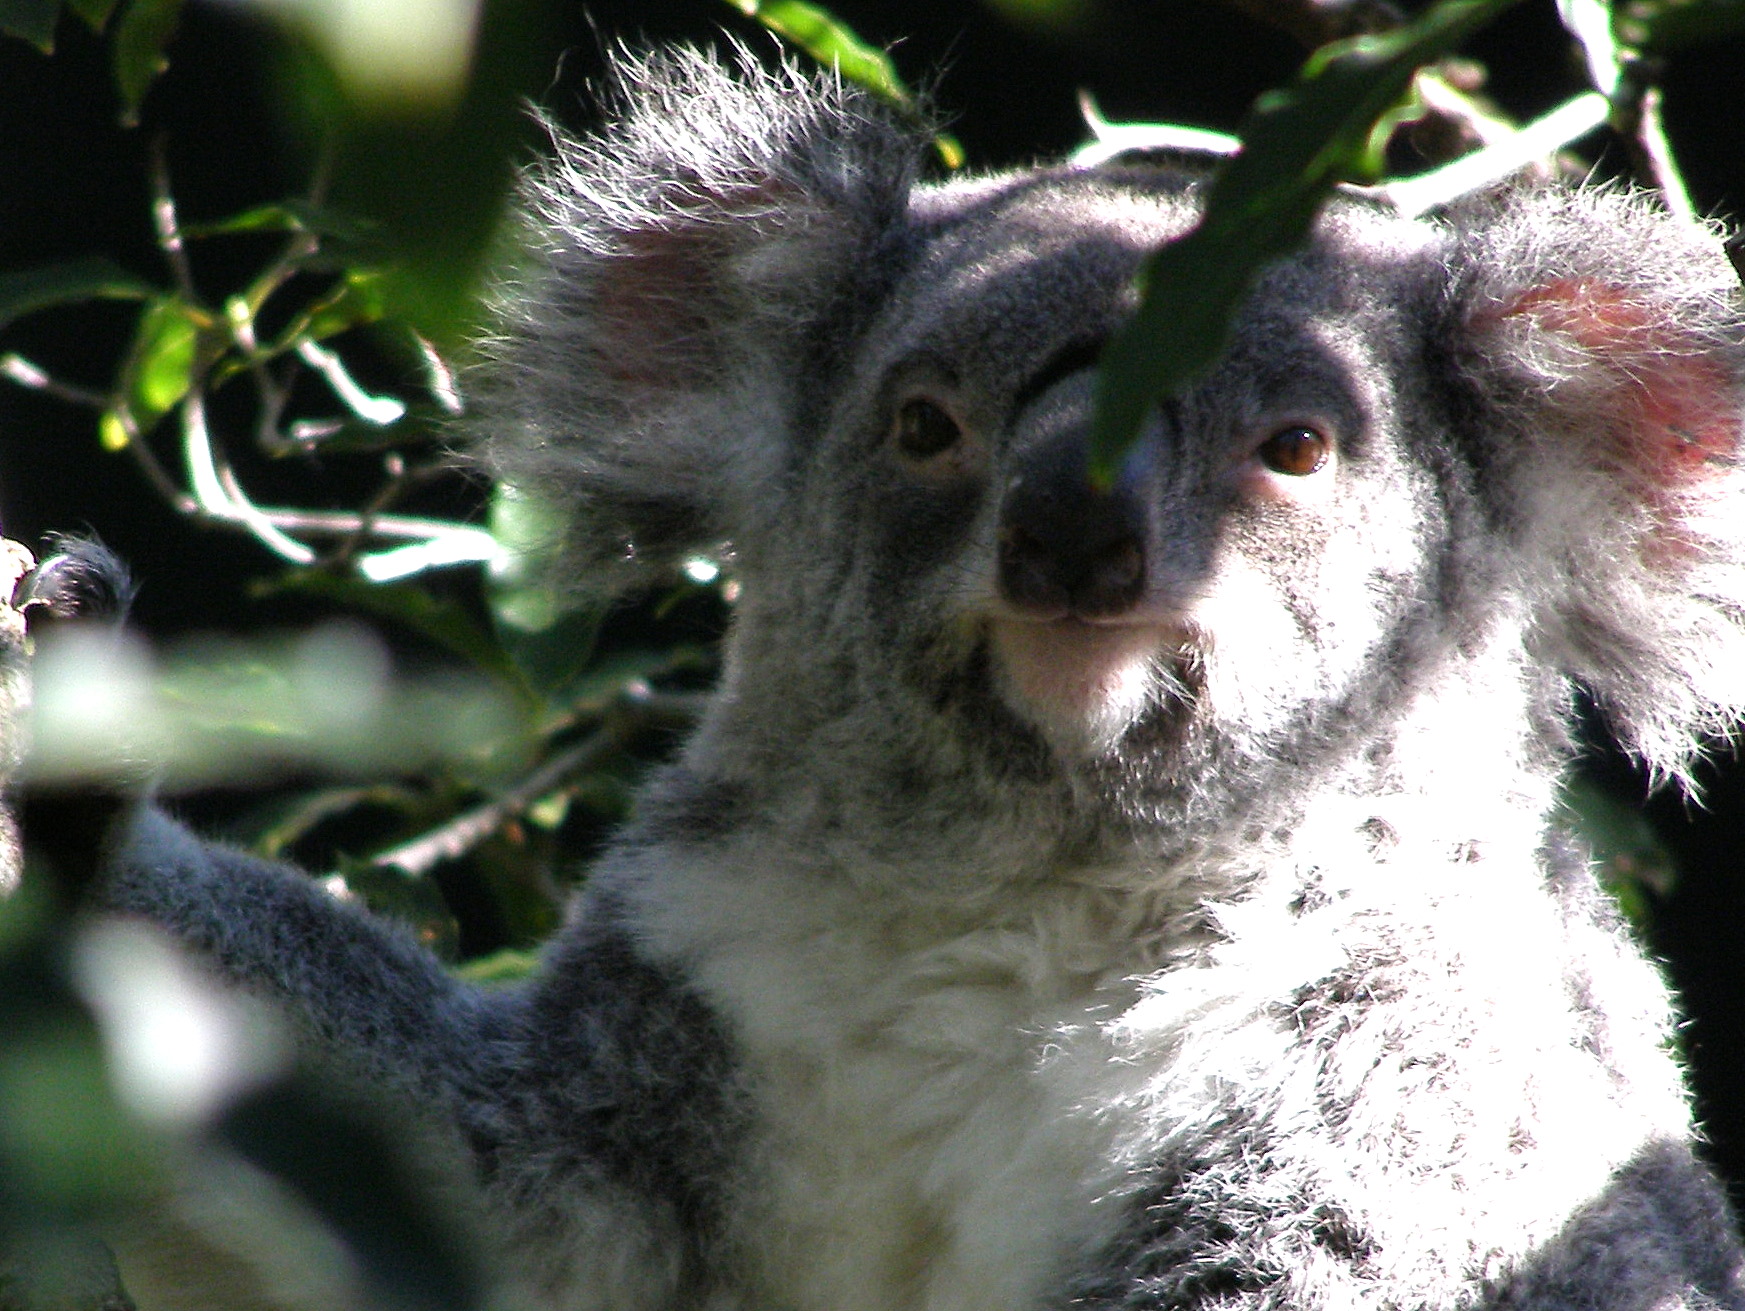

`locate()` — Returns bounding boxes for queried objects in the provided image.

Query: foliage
[0,0,1733,1301]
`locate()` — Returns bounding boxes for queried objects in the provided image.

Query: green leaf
[1615,0,1745,49]
[65,0,119,31]
[181,199,371,242]
[726,0,913,107]
[218,1077,483,1308]
[111,0,185,125]
[270,572,529,697]
[0,0,58,51]
[122,296,200,425]
[453,948,539,985]
[1090,0,1524,478]
[0,257,158,333]
[296,269,388,342]
[493,605,602,706]
[1556,775,1677,928]
[723,0,964,166]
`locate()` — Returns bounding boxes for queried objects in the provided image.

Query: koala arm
[97,804,491,1103]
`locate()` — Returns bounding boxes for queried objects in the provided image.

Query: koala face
[481,51,1745,860]
[729,171,1471,842]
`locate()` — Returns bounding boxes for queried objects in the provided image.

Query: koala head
[476,49,1745,861]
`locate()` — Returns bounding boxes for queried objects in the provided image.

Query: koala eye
[893,398,964,460]
[1256,425,1331,477]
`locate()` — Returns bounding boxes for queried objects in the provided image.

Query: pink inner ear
[1496,277,1738,488]
[590,178,805,393]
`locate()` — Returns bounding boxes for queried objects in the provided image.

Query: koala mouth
[988,615,1193,759]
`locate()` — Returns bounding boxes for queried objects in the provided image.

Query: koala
[66,46,1745,1311]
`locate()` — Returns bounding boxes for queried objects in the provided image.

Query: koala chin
[49,45,1745,1311]
[986,616,1190,759]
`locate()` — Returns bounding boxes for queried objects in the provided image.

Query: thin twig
[0,354,109,409]
[372,687,705,878]
[148,136,199,302]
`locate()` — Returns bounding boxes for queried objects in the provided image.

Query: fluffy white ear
[472,47,927,591]
[1447,184,1745,782]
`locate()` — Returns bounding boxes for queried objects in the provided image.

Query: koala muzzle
[997,428,1149,621]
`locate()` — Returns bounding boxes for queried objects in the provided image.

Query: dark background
[4,0,1745,1197]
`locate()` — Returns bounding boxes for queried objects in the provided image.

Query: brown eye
[1257,425,1331,477]
[893,398,963,460]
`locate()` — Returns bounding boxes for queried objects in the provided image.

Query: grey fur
[90,48,1745,1310]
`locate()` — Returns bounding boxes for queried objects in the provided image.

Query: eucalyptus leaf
[129,298,200,414]
[270,572,530,698]
[112,0,185,124]
[0,0,58,51]
[0,257,158,333]
[1090,0,1523,478]
[65,0,118,31]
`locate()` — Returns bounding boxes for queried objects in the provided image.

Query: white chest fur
[629,853,1217,1311]
[621,807,1694,1311]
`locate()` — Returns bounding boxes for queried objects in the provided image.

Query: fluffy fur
[80,49,1745,1310]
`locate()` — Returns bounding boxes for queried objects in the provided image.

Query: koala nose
[997,436,1149,620]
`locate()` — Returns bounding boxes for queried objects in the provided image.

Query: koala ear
[473,46,927,591]
[1448,185,1745,782]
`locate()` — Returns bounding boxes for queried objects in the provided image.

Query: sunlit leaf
[723,0,964,165]
[181,200,366,241]
[131,298,200,412]
[97,410,130,451]
[297,269,388,342]
[453,948,539,985]
[0,257,157,333]
[726,0,912,105]
[1090,0,1524,478]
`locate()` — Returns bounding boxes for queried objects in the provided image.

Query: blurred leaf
[245,0,481,110]
[1615,0,1745,49]
[181,199,368,241]
[453,947,538,985]
[332,856,459,956]
[0,0,57,51]
[299,269,388,339]
[1090,0,1523,478]
[0,944,163,1223]
[112,0,185,124]
[126,297,201,416]
[65,0,118,29]
[1557,775,1678,928]
[486,482,567,630]
[0,257,158,333]
[487,484,606,700]
[219,1078,482,1311]
[26,625,524,790]
[492,607,601,707]
[272,572,529,697]
[97,409,130,452]
[241,782,425,859]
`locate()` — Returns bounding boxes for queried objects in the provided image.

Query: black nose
[997,436,1148,619]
